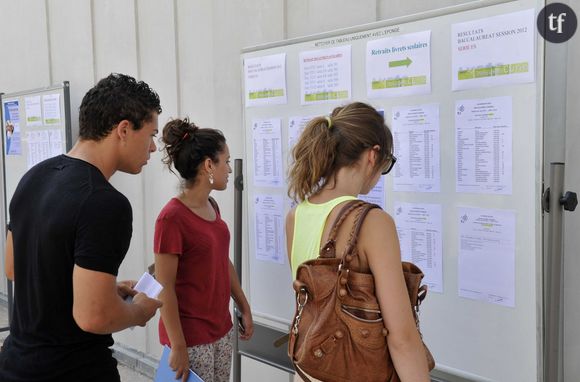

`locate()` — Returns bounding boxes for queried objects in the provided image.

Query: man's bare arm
[72,265,162,334]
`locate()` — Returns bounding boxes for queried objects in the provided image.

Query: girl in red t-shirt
[154,118,254,382]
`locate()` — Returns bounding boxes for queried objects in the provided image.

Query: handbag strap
[319,200,381,270]
[294,365,314,382]
[319,200,366,258]
[340,202,380,270]
[327,200,366,241]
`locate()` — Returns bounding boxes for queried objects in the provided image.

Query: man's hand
[73,266,162,333]
[117,280,137,299]
[132,292,163,327]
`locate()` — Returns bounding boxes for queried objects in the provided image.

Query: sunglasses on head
[381,156,397,175]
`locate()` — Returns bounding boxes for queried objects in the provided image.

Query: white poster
[25,96,42,126]
[458,207,515,307]
[451,9,535,91]
[42,93,61,125]
[254,194,285,264]
[299,45,351,105]
[48,129,63,157]
[244,53,287,107]
[394,202,443,293]
[288,115,317,153]
[359,176,386,210]
[367,30,431,98]
[392,104,440,192]
[26,130,50,169]
[455,96,512,194]
[252,118,283,187]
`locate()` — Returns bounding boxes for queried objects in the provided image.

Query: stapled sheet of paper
[125,272,163,304]
[134,272,163,299]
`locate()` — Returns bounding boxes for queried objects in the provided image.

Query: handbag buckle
[293,288,309,335]
[296,287,308,307]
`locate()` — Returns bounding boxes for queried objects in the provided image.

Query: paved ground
[0,302,153,382]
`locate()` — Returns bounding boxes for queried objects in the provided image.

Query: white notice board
[241,1,544,381]
[1,82,73,223]
[0,82,73,297]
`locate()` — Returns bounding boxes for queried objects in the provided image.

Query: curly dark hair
[161,118,226,183]
[78,73,162,140]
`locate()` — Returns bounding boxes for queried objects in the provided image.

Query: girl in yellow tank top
[285,102,430,382]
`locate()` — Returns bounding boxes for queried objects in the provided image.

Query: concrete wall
[0,0,478,379]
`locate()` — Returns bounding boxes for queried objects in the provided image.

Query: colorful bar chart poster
[3,100,22,155]
[451,9,535,91]
[244,53,287,107]
[366,30,431,98]
[299,45,351,105]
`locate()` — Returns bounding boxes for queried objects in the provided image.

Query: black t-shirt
[0,155,132,381]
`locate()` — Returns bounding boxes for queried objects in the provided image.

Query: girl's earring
[209,172,214,185]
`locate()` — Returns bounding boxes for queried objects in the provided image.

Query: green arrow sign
[389,57,412,68]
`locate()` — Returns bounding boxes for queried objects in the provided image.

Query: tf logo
[537,3,577,43]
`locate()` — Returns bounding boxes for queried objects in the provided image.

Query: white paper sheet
[288,115,317,153]
[451,9,535,91]
[392,104,440,192]
[394,202,443,293]
[358,176,386,210]
[458,207,515,307]
[42,93,61,125]
[26,129,63,169]
[366,30,431,98]
[134,272,163,299]
[455,96,512,194]
[26,130,50,169]
[299,45,351,105]
[252,118,283,187]
[25,96,42,126]
[244,53,287,107]
[254,194,285,264]
[48,129,63,157]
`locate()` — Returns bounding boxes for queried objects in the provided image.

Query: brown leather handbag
[288,201,435,382]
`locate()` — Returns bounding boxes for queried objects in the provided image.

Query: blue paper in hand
[154,346,204,382]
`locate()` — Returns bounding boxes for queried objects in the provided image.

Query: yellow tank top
[290,196,357,278]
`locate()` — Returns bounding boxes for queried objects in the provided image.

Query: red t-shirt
[154,198,233,346]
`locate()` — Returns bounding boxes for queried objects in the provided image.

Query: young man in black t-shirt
[0,73,163,382]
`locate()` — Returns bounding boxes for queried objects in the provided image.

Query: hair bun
[162,118,197,147]
[180,117,200,138]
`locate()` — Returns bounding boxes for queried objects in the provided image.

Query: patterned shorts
[187,328,233,382]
